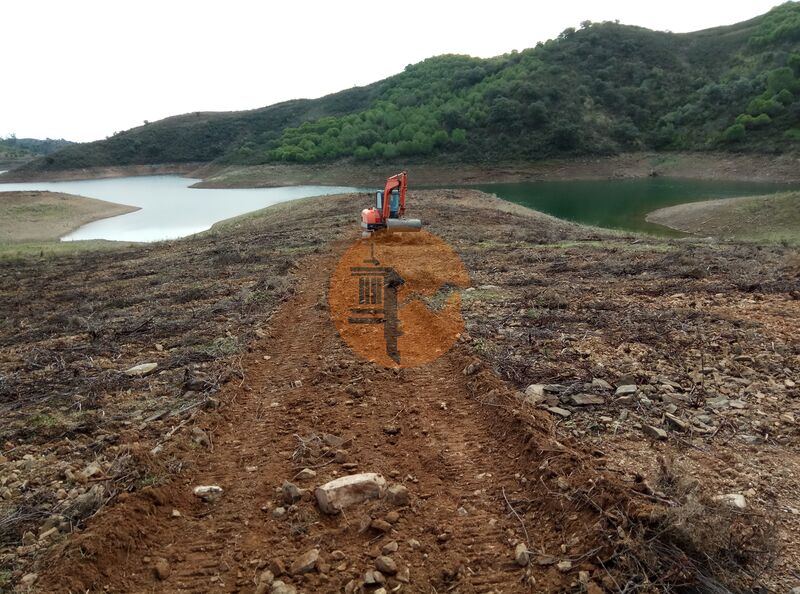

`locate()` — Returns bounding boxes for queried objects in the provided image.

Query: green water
[472,178,798,235]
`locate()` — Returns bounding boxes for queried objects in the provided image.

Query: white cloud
[0,0,783,142]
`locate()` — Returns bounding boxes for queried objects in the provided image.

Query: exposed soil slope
[0,191,137,242]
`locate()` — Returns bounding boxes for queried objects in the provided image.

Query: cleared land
[0,191,798,593]
[0,191,138,243]
[648,191,800,245]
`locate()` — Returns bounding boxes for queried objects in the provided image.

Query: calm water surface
[472,178,798,235]
[1,173,796,242]
[0,175,363,242]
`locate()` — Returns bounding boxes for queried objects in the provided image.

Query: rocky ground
[0,190,798,593]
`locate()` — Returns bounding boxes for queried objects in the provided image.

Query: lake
[0,175,364,242]
[0,174,795,242]
[472,177,798,235]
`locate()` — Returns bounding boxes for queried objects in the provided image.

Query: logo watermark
[329,231,469,368]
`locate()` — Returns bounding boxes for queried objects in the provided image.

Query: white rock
[315,473,386,514]
[514,542,529,566]
[615,385,637,395]
[193,485,223,502]
[714,493,747,510]
[124,362,158,377]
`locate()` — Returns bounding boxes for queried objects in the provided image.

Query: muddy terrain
[0,191,798,593]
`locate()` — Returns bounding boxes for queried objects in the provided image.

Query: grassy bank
[647,191,800,245]
[0,191,139,258]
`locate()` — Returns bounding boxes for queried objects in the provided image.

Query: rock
[557,560,572,572]
[254,570,273,594]
[386,483,410,506]
[714,493,747,510]
[315,473,386,514]
[271,580,297,594]
[615,385,637,395]
[290,548,319,575]
[190,427,211,449]
[39,526,58,541]
[269,558,286,576]
[154,558,171,580]
[81,461,103,480]
[272,506,286,518]
[592,378,613,390]
[397,566,410,583]
[642,425,668,441]
[567,394,604,406]
[171,509,181,517]
[728,399,747,409]
[513,543,529,567]
[534,554,557,566]
[383,425,401,435]
[706,396,730,409]
[296,468,316,480]
[385,510,400,524]
[193,485,223,502]
[381,541,398,554]
[282,482,302,504]
[462,360,482,376]
[22,530,36,546]
[545,406,571,418]
[780,412,796,424]
[664,413,688,431]
[786,379,797,388]
[124,362,158,377]
[364,569,386,584]
[375,555,397,575]
[20,573,38,588]
[525,384,544,399]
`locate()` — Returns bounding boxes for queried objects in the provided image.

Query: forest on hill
[0,136,73,161]
[15,2,800,174]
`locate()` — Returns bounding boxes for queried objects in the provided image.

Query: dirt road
[40,237,608,593]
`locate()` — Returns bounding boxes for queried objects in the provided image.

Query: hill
[0,136,74,160]
[13,2,800,175]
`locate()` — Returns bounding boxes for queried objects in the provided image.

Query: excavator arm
[381,171,408,221]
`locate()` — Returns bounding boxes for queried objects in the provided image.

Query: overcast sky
[1,0,784,142]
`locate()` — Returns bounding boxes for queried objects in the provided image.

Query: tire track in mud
[42,241,603,593]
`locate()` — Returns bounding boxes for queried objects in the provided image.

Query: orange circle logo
[329,230,470,367]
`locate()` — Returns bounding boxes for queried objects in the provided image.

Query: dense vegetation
[15,2,800,173]
[0,136,73,161]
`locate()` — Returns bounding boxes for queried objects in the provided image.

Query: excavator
[360,171,422,235]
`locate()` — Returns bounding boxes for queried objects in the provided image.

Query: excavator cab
[375,189,401,219]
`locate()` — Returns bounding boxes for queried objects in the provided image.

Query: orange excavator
[360,171,422,235]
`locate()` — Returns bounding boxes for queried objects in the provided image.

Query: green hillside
[0,137,74,161]
[14,2,800,174]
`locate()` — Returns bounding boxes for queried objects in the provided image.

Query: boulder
[315,473,386,514]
